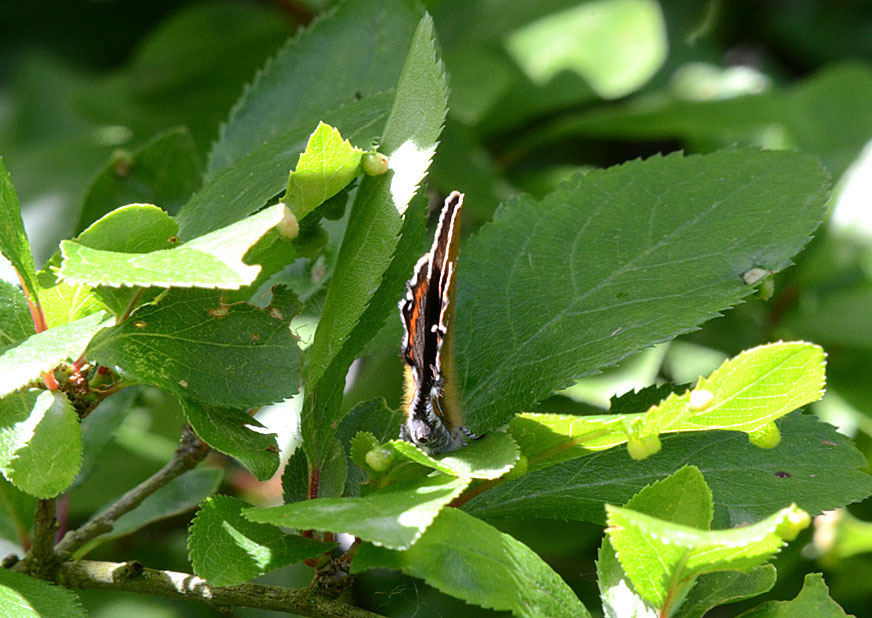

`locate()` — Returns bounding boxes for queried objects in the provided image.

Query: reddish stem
[41,371,59,391]
[16,271,47,333]
[301,467,321,541]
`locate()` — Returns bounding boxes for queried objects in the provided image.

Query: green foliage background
[2,1,872,616]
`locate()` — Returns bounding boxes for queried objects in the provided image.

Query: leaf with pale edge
[0,391,81,498]
[181,400,278,481]
[75,467,223,559]
[353,507,591,618]
[0,311,108,398]
[189,495,334,586]
[386,432,519,480]
[734,573,850,617]
[456,150,829,433]
[0,568,86,618]
[302,14,448,471]
[284,122,363,219]
[607,502,808,607]
[465,413,872,528]
[88,289,300,407]
[59,204,286,290]
[0,159,40,307]
[63,203,178,317]
[244,475,467,550]
[598,466,715,617]
[511,342,825,470]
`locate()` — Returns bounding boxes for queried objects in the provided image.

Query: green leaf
[735,573,850,618]
[505,0,667,99]
[0,280,36,349]
[387,432,520,480]
[782,285,872,350]
[314,197,428,498]
[647,342,826,434]
[0,568,86,618]
[208,0,424,174]
[350,431,381,475]
[59,203,287,291]
[0,159,39,308]
[0,476,35,545]
[598,466,713,618]
[317,437,349,500]
[597,532,659,618]
[75,467,223,559]
[34,278,106,330]
[607,502,808,607]
[340,399,405,496]
[464,413,872,527]
[676,566,777,618]
[353,507,591,618]
[511,342,826,469]
[630,465,714,526]
[244,475,467,550]
[87,289,301,408]
[0,311,108,398]
[181,400,279,481]
[176,93,393,240]
[75,127,202,234]
[303,13,448,471]
[0,391,81,498]
[189,495,333,586]
[599,466,723,616]
[534,62,872,179]
[284,122,364,220]
[338,398,405,447]
[456,150,829,433]
[281,447,309,504]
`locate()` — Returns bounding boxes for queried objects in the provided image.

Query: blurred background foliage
[2,0,872,616]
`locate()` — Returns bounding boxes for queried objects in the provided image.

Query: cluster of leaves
[1,0,872,617]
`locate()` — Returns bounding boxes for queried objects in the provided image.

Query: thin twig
[55,560,382,618]
[55,427,209,558]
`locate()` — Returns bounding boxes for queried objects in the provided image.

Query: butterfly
[398,191,473,454]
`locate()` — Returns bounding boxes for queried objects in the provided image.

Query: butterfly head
[401,382,462,455]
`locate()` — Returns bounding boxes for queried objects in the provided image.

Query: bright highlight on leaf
[58,204,287,290]
[0,311,109,398]
[353,508,591,618]
[181,400,280,481]
[283,122,364,219]
[0,568,86,618]
[0,390,82,498]
[386,432,519,480]
[189,495,334,586]
[244,475,467,550]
